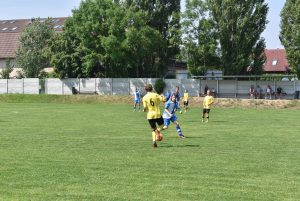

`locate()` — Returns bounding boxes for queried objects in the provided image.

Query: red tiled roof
[0,17,67,58]
[263,49,289,73]
[0,32,20,58]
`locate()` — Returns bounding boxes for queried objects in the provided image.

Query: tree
[280,0,300,78]
[182,0,220,76]
[207,0,268,75]
[16,18,54,78]
[0,60,14,79]
[125,0,182,75]
[49,0,163,78]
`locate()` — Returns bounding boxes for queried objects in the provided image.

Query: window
[1,27,8,31]
[9,20,15,23]
[53,25,60,29]
[1,21,7,24]
[272,60,278,66]
[11,27,18,31]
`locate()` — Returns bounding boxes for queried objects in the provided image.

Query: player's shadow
[160,144,200,148]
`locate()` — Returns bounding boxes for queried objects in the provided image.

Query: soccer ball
[156,133,163,141]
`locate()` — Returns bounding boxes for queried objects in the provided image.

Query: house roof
[0,17,67,59]
[263,49,289,73]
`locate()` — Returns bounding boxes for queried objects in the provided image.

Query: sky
[0,0,285,49]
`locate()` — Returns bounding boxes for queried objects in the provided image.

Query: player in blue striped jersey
[133,87,141,112]
[162,94,185,138]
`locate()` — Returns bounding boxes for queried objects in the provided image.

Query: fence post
[6,79,8,94]
[199,78,201,97]
[217,79,219,98]
[95,78,97,93]
[111,78,113,95]
[22,78,25,94]
[129,78,131,95]
[235,78,238,98]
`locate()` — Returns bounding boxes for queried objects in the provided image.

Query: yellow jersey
[183,92,189,102]
[203,95,214,109]
[142,92,164,119]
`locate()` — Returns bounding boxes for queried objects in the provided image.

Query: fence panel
[129,78,147,96]
[218,80,236,98]
[181,79,200,97]
[0,79,7,94]
[24,78,39,94]
[62,79,79,95]
[112,78,129,95]
[46,78,63,95]
[79,78,96,93]
[8,79,23,94]
[97,78,112,95]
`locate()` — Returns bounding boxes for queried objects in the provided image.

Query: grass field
[0,97,300,201]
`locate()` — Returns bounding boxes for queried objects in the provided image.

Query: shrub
[154,78,166,94]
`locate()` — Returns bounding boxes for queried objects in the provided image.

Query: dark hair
[145,84,153,92]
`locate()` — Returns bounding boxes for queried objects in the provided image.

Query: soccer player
[202,90,214,123]
[183,89,189,112]
[174,86,182,114]
[142,84,165,148]
[133,87,141,112]
[163,94,185,138]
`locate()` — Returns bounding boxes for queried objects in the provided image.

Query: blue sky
[0,0,285,49]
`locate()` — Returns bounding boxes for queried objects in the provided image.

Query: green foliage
[16,18,55,78]
[49,0,166,78]
[182,0,220,76]
[280,0,300,78]
[0,60,14,79]
[207,0,268,75]
[154,78,166,94]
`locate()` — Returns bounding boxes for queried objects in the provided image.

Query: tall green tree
[125,0,182,74]
[49,0,163,78]
[182,0,220,76]
[280,0,300,78]
[16,18,54,78]
[207,0,268,75]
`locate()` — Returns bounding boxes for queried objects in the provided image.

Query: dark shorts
[148,117,164,130]
[183,101,189,106]
[203,109,211,114]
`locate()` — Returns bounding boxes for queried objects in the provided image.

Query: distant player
[174,86,183,114]
[133,87,141,112]
[202,90,214,123]
[183,89,189,113]
[142,84,165,148]
[163,94,185,138]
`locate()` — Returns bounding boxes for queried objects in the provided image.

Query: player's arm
[142,98,148,112]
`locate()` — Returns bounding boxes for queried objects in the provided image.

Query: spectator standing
[256,85,262,99]
[249,85,255,99]
[276,86,283,99]
[265,85,272,99]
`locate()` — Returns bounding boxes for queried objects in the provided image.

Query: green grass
[0,100,300,200]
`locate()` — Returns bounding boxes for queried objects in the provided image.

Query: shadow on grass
[159,144,200,148]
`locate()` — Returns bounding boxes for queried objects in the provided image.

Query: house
[0,17,67,74]
[263,49,289,74]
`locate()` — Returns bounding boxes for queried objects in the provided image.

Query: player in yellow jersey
[183,89,189,113]
[202,90,214,123]
[142,84,165,148]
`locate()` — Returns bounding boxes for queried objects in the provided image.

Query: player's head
[135,87,138,91]
[145,84,153,92]
[185,89,188,93]
[171,94,176,102]
[175,86,179,92]
[207,90,211,95]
